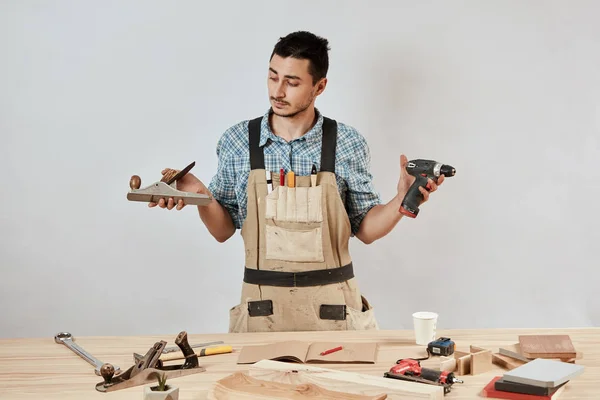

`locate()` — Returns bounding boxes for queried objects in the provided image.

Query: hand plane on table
[95,331,206,393]
[127,161,212,206]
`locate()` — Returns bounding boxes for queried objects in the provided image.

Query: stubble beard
[271,93,315,119]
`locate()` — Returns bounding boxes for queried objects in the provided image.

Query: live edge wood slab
[208,371,390,400]
[0,328,599,399]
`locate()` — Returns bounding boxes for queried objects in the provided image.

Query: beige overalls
[228,115,379,332]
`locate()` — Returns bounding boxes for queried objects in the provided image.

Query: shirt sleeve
[343,131,382,235]
[207,132,243,229]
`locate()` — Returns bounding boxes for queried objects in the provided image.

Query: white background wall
[1,0,599,339]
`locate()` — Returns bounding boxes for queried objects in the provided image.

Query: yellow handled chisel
[159,345,233,362]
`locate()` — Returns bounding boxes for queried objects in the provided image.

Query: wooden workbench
[1,327,598,399]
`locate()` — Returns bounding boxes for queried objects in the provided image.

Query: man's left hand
[397,154,445,205]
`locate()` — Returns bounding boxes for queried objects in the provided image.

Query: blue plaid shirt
[207,109,382,235]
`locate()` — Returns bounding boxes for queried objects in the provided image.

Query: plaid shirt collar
[259,107,325,147]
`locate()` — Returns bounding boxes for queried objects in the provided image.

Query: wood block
[454,351,471,376]
[208,372,388,399]
[501,342,582,364]
[420,356,456,373]
[470,346,492,375]
[452,346,492,375]
[518,335,577,359]
[244,359,444,400]
[492,353,527,370]
[499,344,530,362]
[439,356,457,372]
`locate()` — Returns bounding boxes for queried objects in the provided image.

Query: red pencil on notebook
[320,346,343,356]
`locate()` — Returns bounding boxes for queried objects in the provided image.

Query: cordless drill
[384,358,463,394]
[400,159,456,218]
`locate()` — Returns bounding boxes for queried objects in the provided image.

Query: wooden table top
[1,327,598,399]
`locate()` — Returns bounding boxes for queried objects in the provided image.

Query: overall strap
[320,117,338,173]
[250,115,337,171]
[248,116,264,170]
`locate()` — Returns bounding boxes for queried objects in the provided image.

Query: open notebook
[237,341,378,364]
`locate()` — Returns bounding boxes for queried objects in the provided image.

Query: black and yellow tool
[134,344,233,364]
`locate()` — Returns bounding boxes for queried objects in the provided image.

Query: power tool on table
[427,337,455,357]
[400,159,456,218]
[412,337,456,360]
[384,358,463,395]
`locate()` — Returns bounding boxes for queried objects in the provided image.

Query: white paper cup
[412,311,438,345]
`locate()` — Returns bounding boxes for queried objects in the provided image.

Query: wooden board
[470,345,493,375]
[499,344,530,362]
[243,359,444,400]
[492,353,527,370]
[454,351,471,375]
[501,342,581,363]
[438,356,457,372]
[207,372,387,399]
[451,346,492,375]
[518,335,577,359]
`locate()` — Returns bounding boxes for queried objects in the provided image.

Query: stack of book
[481,358,584,399]
[482,335,585,399]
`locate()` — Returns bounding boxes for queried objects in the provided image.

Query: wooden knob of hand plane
[129,175,141,190]
[175,331,199,369]
[100,363,115,384]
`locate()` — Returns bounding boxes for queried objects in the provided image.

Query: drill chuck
[439,164,456,177]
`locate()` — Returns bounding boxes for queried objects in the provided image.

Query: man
[150,31,444,332]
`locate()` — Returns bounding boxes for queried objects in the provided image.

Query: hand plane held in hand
[126,161,212,206]
[95,331,206,393]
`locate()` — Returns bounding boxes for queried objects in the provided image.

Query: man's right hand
[148,167,235,242]
[148,168,208,211]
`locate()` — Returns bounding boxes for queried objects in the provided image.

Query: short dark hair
[270,31,330,85]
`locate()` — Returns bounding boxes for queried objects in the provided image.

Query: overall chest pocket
[264,185,324,262]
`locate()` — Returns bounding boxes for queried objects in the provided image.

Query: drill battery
[427,337,455,357]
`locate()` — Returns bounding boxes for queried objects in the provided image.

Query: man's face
[268,54,326,118]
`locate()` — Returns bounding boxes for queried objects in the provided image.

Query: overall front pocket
[264,184,324,263]
[265,222,324,262]
[265,185,322,223]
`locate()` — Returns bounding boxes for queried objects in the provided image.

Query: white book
[503,358,584,388]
